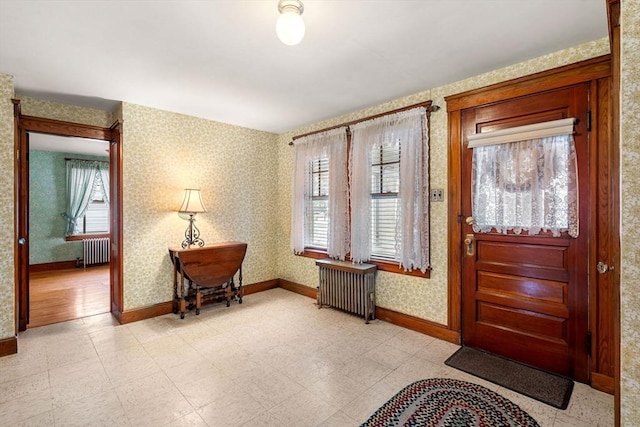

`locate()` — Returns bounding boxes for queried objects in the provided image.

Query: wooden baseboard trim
[0,336,18,357]
[119,301,174,324]
[110,278,459,346]
[30,261,79,273]
[276,278,460,344]
[243,279,279,295]
[278,279,317,299]
[591,372,614,395]
[118,279,280,324]
[376,306,461,344]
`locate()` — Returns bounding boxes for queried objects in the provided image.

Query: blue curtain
[61,160,98,235]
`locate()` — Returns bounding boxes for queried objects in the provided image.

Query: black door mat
[445,346,574,409]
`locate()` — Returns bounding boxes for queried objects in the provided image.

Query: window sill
[298,249,430,278]
[65,233,109,242]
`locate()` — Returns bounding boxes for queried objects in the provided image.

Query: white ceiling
[0,1,608,134]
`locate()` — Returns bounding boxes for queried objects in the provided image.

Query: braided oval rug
[361,378,540,427]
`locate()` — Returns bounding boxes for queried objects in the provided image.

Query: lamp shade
[276,0,305,46]
[179,189,207,213]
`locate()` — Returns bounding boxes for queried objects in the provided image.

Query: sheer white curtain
[350,107,429,272]
[472,134,578,237]
[291,127,349,259]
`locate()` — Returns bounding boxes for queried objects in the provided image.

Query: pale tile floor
[0,288,613,427]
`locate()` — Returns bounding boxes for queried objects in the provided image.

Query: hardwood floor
[29,265,110,328]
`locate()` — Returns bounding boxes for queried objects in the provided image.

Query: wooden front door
[460,84,591,382]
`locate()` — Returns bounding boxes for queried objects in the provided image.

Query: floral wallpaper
[276,38,610,326]
[0,74,15,340]
[120,103,279,309]
[620,0,640,424]
[29,150,108,265]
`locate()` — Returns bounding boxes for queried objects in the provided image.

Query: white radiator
[316,259,377,323]
[83,237,110,268]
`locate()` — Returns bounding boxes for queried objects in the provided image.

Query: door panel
[461,84,590,382]
[16,127,29,331]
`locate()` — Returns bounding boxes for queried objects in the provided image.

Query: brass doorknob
[464,234,475,256]
[597,261,614,274]
[465,216,475,225]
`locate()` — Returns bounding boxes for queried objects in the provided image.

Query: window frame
[64,161,110,240]
[295,107,432,279]
[369,142,401,260]
[305,157,330,250]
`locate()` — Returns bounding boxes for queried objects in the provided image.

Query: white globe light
[276,11,305,46]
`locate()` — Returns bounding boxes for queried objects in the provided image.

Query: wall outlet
[430,188,444,202]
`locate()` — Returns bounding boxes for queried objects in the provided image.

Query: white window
[370,143,400,259]
[291,127,349,260]
[291,106,430,274]
[77,177,109,234]
[471,134,578,237]
[350,107,429,273]
[63,159,109,237]
[305,157,329,249]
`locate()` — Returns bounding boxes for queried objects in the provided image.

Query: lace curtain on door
[471,133,578,237]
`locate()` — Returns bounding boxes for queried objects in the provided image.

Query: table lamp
[179,189,207,248]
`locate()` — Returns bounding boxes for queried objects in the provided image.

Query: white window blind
[370,143,400,260]
[306,157,329,248]
[468,118,575,147]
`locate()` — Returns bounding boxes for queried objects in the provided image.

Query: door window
[471,134,578,237]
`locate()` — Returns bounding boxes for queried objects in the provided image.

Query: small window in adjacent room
[77,178,109,234]
[62,159,110,239]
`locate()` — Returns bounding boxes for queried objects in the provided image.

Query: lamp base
[181,215,205,248]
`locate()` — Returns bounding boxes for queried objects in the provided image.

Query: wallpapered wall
[0,75,15,340]
[29,150,108,265]
[276,38,610,326]
[620,0,640,424]
[120,103,279,309]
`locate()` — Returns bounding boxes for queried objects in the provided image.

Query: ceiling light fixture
[276,0,305,46]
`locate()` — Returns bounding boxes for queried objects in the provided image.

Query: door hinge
[587,110,592,132]
[457,215,464,224]
[586,330,592,356]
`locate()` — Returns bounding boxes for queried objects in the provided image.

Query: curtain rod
[64,157,108,163]
[288,101,439,146]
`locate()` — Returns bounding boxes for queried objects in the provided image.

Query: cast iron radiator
[83,237,110,268]
[316,259,377,323]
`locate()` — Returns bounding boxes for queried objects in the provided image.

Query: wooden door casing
[13,106,124,332]
[446,56,616,392]
[460,84,591,382]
